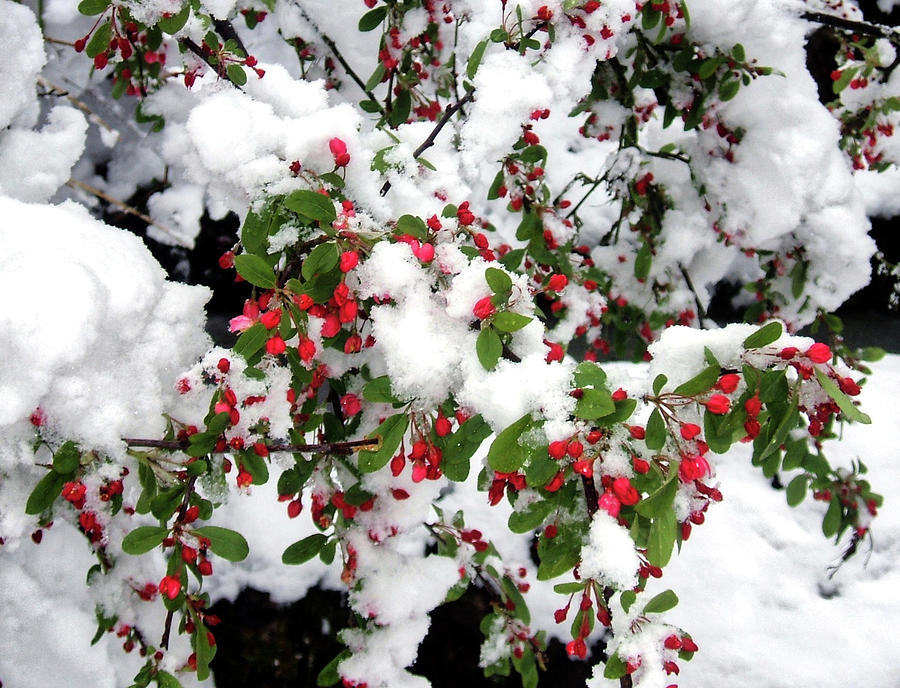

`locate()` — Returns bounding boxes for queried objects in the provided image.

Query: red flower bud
[805,342,832,364]
[715,373,740,393]
[473,296,496,320]
[339,251,359,272]
[705,394,731,415]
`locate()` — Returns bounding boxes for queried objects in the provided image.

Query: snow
[579,511,640,589]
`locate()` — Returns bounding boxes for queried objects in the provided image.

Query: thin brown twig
[121,437,380,454]
[38,77,117,136]
[292,3,387,116]
[66,179,183,241]
[379,90,476,196]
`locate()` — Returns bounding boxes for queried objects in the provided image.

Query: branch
[178,38,243,90]
[66,179,183,244]
[212,18,248,57]
[678,262,709,326]
[800,11,896,40]
[122,437,380,454]
[379,90,477,196]
[293,4,387,116]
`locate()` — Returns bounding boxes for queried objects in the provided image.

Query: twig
[37,77,118,137]
[581,474,599,517]
[677,262,709,326]
[66,179,182,240]
[379,90,476,196]
[801,11,895,40]
[178,37,243,89]
[122,437,381,454]
[213,18,248,57]
[160,475,197,651]
[293,3,387,117]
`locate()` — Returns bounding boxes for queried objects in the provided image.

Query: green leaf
[860,346,885,362]
[603,653,628,679]
[833,66,856,94]
[317,649,351,687]
[814,368,871,424]
[365,62,386,91]
[285,189,337,224]
[241,450,269,485]
[786,474,808,507]
[645,408,666,450]
[718,78,740,101]
[598,398,638,426]
[233,322,269,361]
[77,0,109,14]
[467,39,488,79]
[508,500,556,533]
[52,441,81,474]
[485,267,513,295]
[25,471,65,515]
[643,589,679,614]
[150,486,184,521]
[440,415,492,482]
[358,414,409,472]
[672,365,720,396]
[155,670,182,688]
[635,470,678,518]
[358,5,387,31]
[574,388,615,420]
[241,205,273,256]
[537,537,580,580]
[515,212,542,241]
[193,615,214,681]
[389,89,411,127]
[732,43,746,62]
[743,321,783,349]
[121,526,170,555]
[553,582,584,594]
[487,414,532,473]
[283,533,327,565]
[302,243,339,280]
[476,327,503,370]
[86,21,111,58]
[573,362,607,389]
[396,214,428,239]
[363,376,398,403]
[652,374,668,395]
[193,526,249,561]
[158,3,190,34]
[822,497,842,538]
[234,254,276,289]
[226,63,248,86]
[492,311,532,333]
[646,509,677,567]
[697,58,721,80]
[634,244,652,280]
[620,589,637,613]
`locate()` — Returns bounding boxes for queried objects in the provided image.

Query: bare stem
[122,437,380,454]
[379,90,476,196]
[66,179,183,243]
[293,4,387,116]
[801,11,895,39]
